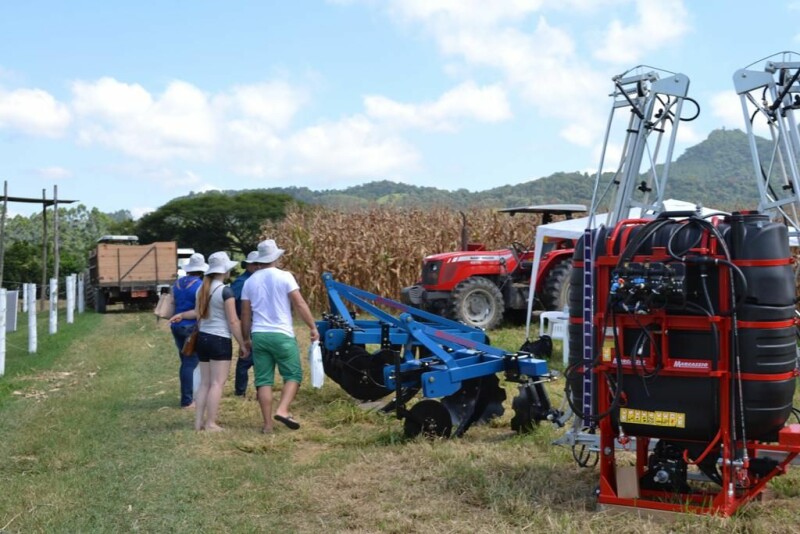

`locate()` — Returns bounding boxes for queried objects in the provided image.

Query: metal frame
[319,273,550,399]
[317,273,555,435]
[733,52,800,241]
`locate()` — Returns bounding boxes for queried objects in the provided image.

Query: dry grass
[1,313,800,532]
[259,204,544,311]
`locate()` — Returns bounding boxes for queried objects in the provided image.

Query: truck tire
[94,288,107,314]
[449,277,504,330]
[541,259,572,311]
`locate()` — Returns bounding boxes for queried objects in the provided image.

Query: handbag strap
[197,283,223,328]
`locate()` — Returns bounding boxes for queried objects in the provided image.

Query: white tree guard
[28,284,37,354]
[49,278,58,335]
[66,275,75,324]
[0,288,6,376]
[77,274,85,314]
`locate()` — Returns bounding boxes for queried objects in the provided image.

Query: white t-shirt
[241,267,300,338]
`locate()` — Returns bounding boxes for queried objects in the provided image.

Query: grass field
[1,310,800,533]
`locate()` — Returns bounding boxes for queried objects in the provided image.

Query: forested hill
[246,128,770,212]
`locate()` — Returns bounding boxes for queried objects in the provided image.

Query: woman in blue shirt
[170,253,208,408]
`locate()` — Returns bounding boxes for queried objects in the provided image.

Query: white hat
[205,251,239,275]
[253,239,285,264]
[184,253,209,273]
[243,251,259,263]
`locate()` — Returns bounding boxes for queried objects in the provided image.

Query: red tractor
[401,204,586,330]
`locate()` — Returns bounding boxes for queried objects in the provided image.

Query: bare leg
[275,380,300,419]
[257,386,274,432]
[194,362,211,431]
[204,360,231,431]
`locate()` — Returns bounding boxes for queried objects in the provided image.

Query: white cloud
[364,81,510,130]
[676,123,702,145]
[35,166,73,179]
[284,116,419,178]
[560,123,594,147]
[375,1,616,148]
[72,77,217,160]
[708,90,771,136]
[130,207,154,220]
[710,91,746,130]
[593,0,690,64]
[0,87,70,137]
[388,0,544,27]
[214,81,307,131]
[65,77,421,181]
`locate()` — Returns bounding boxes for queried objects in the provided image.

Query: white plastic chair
[539,310,570,365]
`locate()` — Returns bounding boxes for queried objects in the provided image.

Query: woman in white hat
[171,251,248,431]
[169,252,208,408]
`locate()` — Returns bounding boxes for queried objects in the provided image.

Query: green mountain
[247,128,771,211]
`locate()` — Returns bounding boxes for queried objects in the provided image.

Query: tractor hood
[425,249,515,264]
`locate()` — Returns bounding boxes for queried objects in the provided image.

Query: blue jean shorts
[196,332,232,362]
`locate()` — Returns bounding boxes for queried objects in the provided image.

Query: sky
[1,0,799,218]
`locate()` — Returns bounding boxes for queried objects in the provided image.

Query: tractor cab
[496,204,587,276]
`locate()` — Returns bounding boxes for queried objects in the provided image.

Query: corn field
[259,204,546,311]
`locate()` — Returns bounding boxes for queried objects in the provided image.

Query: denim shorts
[196,332,233,362]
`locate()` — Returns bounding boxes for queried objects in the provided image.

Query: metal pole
[53,185,60,286]
[0,180,7,288]
[40,189,48,313]
[27,283,37,354]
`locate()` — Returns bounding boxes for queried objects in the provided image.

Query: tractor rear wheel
[449,277,504,330]
[540,259,572,311]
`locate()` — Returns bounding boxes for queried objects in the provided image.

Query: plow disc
[403,400,453,438]
[407,375,507,439]
[321,344,394,401]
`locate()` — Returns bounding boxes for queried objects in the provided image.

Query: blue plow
[316,273,560,438]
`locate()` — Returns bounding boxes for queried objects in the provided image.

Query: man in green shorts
[240,239,319,433]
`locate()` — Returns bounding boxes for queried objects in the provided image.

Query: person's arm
[223,294,249,357]
[169,309,197,323]
[240,299,253,354]
[289,289,319,342]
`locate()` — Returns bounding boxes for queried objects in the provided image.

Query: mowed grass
[1,311,800,532]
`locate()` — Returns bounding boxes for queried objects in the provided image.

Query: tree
[136,191,297,257]
[2,204,119,288]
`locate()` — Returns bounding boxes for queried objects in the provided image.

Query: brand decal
[672,360,710,369]
[449,254,512,263]
[620,408,686,428]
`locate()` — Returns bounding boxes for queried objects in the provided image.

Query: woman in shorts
[172,251,248,431]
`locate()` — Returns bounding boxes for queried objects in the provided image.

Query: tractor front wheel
[449,277,504,330]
